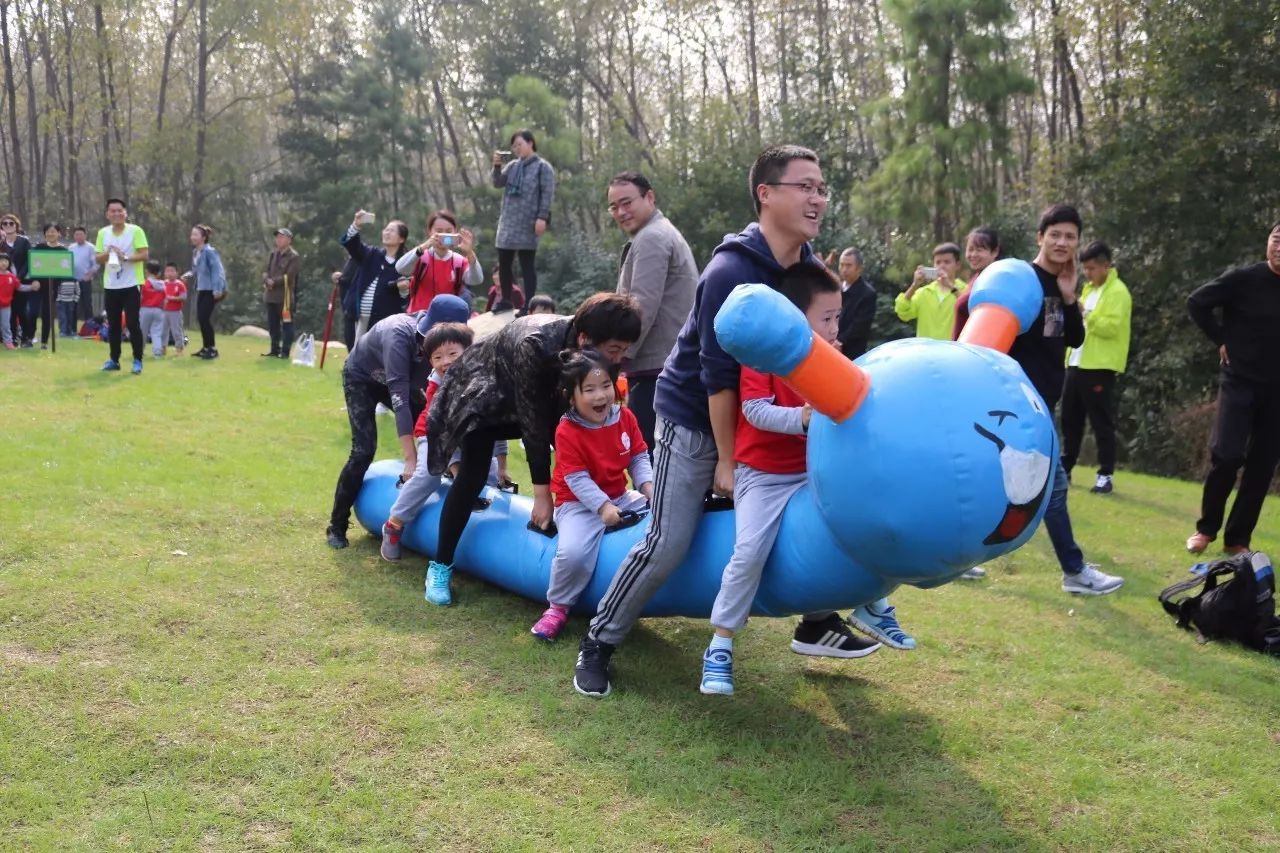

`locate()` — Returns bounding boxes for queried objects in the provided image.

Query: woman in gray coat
[491,128,555,313]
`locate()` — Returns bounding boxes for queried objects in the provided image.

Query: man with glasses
[607,171,699,447]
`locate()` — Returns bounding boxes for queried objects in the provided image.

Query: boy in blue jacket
[573,146,906,698]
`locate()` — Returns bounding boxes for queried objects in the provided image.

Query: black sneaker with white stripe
[790,613,882,658]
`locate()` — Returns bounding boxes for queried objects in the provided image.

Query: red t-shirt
[412,376,443,438]
[163,279,187,311]
[407,252,469,313]
[0,272,17,307]
[485,283,526,312]
[551,407,649,506]
[140,278,166,309]
[734,367,807,474]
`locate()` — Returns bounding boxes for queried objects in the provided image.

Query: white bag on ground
[292,333,316,367]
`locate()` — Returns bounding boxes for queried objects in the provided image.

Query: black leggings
[497,248,537,306]
[197,290,217,349]
[1197,377,1280,548]
[104,286,143,363]
[1061,367,1118,475]
[329,376,393,533]
[435,425,519,565]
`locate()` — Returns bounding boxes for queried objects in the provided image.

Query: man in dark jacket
[325,295,471,549]
[1185,221,1280,555]
[263,227,300,358]
[836,247,876,359]
[573,145,875,699]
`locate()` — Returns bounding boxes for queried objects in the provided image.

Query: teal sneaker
[699,646,734,696]
[424,560,453,606]
[101,359,120,371]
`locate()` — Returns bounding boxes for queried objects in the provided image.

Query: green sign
[28,247,76,280]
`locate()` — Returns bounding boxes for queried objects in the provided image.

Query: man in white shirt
[93,198,149,373]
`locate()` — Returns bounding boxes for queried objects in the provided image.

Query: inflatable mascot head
[714,258,1056,586]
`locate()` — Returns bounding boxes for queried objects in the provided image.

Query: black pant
[28,285,52,344]
[1197,376,1280,548]
[342,312,356,350]
[13,291,33,342]
[104,286,143,363]
[266,302,283,354]
[1061,367,1118,475]
[497,248,537,306]
[627,372,660,450]
[197,290,217,350]
[435,424,519,565]
[329,375,394,534]
[79,279,94,321]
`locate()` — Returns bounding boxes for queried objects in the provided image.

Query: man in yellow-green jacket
[1062,241,1132,494]
[894,242,967,340]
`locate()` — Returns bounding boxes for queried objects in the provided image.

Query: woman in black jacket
[423,292,642,605]
[341,209,410,341]
[0,213,32,345]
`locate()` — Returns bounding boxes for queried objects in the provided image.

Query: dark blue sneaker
[101,359,121,371]
[573,636,615,698]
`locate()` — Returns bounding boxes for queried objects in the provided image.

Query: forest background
[2,0,1278,478]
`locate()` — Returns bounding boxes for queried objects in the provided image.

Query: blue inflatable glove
[967,258,1043,335]
[714,284,812,376]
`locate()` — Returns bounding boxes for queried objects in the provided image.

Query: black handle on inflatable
[527,520,558,538]
[606,510,646,533]
[703,492,735,512]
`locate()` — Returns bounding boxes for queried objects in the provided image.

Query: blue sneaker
[424,560,453,606]
[848,599,917,650]
[699,646,734,695]
[101,359,120,371]
[131,358,143,375]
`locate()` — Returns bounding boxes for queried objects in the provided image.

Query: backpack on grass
[1158,551,1280,656]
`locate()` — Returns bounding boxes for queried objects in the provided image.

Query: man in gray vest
[608,171,699,447]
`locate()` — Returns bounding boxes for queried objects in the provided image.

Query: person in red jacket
[0,254,18,349]
[139,261,169,357]
[395,210,484,313]
[161,262,188,355]
[531,350,654,641]
[700,263,894,697]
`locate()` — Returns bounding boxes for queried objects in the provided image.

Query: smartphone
[921,266,940,281]
[439,233,460,249]
[496,150,512,157]
[357,211,376,225]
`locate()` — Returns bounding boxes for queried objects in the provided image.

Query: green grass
[2,336,1278,851]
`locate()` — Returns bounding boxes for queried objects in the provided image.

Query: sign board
[28,247,76,280]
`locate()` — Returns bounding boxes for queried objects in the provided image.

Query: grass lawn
[2,335,1279,851]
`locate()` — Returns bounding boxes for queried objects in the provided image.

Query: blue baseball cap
[417,294,470,335]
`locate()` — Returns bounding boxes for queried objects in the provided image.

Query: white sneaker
[961,566,987,579]
[1062,563,1123,596]
[375,402,391,415]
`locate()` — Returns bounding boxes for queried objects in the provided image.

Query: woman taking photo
[395,210,484,312]
[421,292,642,606]
[341,209,410,342]
[491,129,555,312]
[189,224,227,359]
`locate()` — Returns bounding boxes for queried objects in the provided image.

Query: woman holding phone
[341,209,410,342]
[395,210,484,313]
[491,129,555,313]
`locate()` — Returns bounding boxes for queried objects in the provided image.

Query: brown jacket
[264,248,300,306]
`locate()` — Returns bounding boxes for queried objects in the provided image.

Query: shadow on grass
[336,544,1040,850]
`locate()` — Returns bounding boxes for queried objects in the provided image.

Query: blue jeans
[58,301,78,336]
[1043,457,1085,575]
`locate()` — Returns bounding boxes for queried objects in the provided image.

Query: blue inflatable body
[354,260,1059,617]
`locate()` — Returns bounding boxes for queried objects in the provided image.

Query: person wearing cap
[326,295,472,549]
[263,228,301,358]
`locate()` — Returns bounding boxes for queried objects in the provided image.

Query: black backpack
[1159,551,1280,655]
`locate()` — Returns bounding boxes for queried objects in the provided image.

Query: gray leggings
[548,491,649,608]
[140,306,166,356]
[388,436,510,525]
[164,311,185,349]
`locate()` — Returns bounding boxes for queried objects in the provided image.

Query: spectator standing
[491,129,555,312]
[27,223,65,349]
[340,210,410,342]
[608,171,699,447]
[835,247,876,359]
[894,242,967,340]
[69,226,99,323]
[1185,221,1280,556]
[263,227,301,358]
[0,255,17,349]
[1062,241,1132,494]
[94,199,149,373]
[396,210,483,313]
[187,224,227,359]
[1,214,31,345]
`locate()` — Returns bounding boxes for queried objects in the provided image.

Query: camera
[921,266,940,281]
[439,233,460,249]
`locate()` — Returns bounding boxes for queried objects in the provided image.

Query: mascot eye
[1020,382,1046,416]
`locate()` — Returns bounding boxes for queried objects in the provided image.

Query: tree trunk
[745,0,761,142]
[191,0,209,222]
[17,3,44,215]
[0,0,28,220]
[93,3,115,199]
[61,2,80,220]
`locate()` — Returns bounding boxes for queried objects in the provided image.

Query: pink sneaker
[531,606,569,641]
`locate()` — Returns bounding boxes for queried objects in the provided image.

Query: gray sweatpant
[388,436,510,525]
[588,416,718,645]
[548,491,649,608]
[140,306,166,356]
[0,307,11,345]
[164,311,185,350]
[708,464,836,631]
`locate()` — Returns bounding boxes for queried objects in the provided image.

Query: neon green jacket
[894,280,967,341]
[1065,267,1131,372]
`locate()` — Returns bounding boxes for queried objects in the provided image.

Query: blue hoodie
[653,223,821,433]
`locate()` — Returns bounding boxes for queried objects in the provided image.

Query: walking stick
[281,272,293,356]
[319,281,338,370]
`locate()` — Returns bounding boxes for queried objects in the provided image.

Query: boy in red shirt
[701,264,908,696]
[0,255,18,349]
[161,262,188,355]
[531,350,653,640]
[139,261,169,357]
